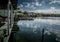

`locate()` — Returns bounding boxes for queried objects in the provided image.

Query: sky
[17,0,60,13]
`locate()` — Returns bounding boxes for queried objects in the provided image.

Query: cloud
[35,2,39,6]
[32,2,35,5]
[17,6,20,8]
[49,1,55,4]
[33,7,36,9]
[25,3,30,7]
[20,4,23,7]
[49,0,60,4]
[35,2,42,6]
[25,3,35,9]
[17,0,60,11]
[29,9,60,14]
[50,7,55,10]
[39,4,42,6]
[31,5,34,7]
[35,0,42,6]
[30,5,36,9]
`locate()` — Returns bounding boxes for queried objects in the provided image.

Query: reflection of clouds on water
[19,23,23,25]
[44,30,51,35]
[26,23,30,28]
[34,18,60,25]
[17,19,60,34]
[18,21,43,31]
[33,25,37,29]
[16,19,60,42]
[17,21,48,33]
[33,26,37,32]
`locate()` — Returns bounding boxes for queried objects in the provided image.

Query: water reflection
[14,19,60,42]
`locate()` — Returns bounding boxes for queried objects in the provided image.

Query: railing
[4,0,14,42]
[0,0,14,42]
[0,23,7,42]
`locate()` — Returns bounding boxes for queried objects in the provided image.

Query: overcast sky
[17,0,60,13]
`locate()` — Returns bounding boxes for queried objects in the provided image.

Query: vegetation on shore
[12,23,19,32]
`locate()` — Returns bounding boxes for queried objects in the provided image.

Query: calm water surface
[13,18,60,42]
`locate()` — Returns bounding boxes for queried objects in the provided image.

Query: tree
[23,11,28,15]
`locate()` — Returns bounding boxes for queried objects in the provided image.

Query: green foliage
[18,13,24,17]
[17,11,22,13]
[23,11,28,15]
[12,23,19,31]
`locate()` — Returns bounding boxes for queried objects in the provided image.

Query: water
[36,17,60,20]
[13,18,60,42]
